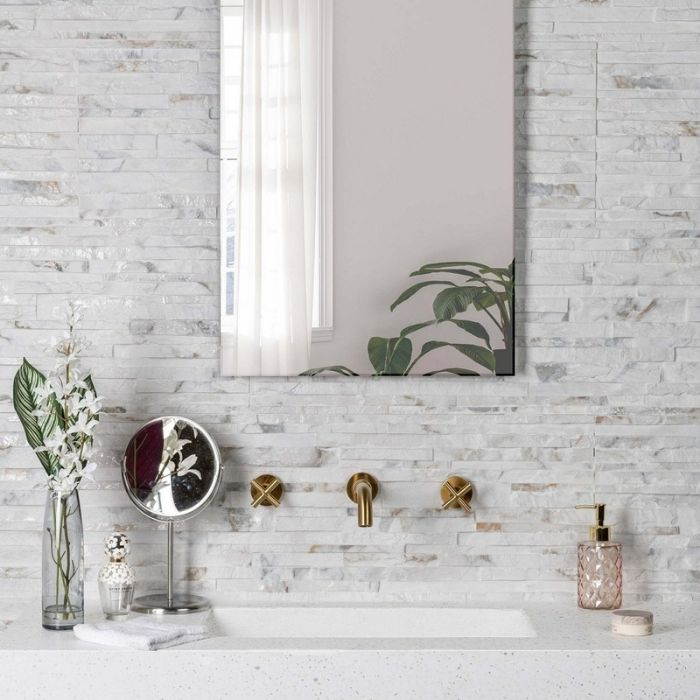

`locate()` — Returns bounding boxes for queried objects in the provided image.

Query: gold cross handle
[250,474,284,507]
[440,476,473,514]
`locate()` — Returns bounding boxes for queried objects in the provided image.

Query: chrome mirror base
[131,593,210,615]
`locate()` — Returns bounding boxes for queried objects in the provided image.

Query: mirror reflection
[122,417,221,521]
[220,0,514,377]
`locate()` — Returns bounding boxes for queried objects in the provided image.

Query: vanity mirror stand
[121,416,223,614]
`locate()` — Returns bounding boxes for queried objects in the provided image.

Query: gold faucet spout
[356,480,373,527]
[346,473,379,528]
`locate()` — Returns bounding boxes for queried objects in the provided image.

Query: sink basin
[212,607,536,639]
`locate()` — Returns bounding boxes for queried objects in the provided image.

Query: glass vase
[42,489,84,630]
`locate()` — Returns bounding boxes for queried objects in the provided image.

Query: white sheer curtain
[226,0,322,376]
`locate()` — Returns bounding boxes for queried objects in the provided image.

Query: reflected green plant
[302,259,514,376]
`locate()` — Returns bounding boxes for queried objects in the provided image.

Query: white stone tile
[0,0,697,605]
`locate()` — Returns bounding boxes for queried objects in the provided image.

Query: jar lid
[611,609,653,636]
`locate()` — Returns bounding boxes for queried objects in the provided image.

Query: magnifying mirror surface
[122,416,222,522]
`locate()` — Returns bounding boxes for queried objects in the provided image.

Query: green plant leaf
[299,366,358,376]
[410,268,481,280]
[432,286,483,321]
[390,281,456,312]
[410,341,495,373]
[400,318,492,348]
[367,336,413,375]
[423,368,480,376]
[84,374,97,396]
[475,290,500,309]
[411,261,513,286]
[83,374,99,426]
[477,266,512,279]
[12,359,59,475]
[446,319,493,349]
[413,260,512,275]
[399,320,438,337]
[412,261,485,273]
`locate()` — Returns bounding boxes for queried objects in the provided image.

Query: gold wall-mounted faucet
[346,473,379,527]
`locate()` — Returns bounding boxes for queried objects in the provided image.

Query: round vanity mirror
[121,416,222,614]
[123,416,221,521]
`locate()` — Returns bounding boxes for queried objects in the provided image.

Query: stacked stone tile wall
[0,0,698,603]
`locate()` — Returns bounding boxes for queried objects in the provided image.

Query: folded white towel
[73,618,207,651]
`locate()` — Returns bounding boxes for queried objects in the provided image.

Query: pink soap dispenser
[575,503,622,610]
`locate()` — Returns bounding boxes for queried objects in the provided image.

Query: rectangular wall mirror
[220,0,514,377]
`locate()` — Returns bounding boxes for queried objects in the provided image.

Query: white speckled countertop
[1,601,699,651]
[1,602,698,699]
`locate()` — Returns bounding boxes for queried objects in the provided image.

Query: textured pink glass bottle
[577,541,622,610]
[576,504,622,610]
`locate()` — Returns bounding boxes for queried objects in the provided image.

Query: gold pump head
[575,503,611,542]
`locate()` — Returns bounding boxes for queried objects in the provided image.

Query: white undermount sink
[212,606,536,639]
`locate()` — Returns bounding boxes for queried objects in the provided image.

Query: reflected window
[220,0,333,343]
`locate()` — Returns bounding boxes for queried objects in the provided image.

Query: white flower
[42,428,67,452]
[75,390,102,414]
[172,453,201,480]
[76,461,97,481]
[27,301,103,494]
[66,301,85,328]
[152,422,203,486]
[53,355,80,377]
[67,412,98,438]
[164,434,191,456]
[58,450,81,469]
[67,393,83,415]
[33,381,55,404]
[48,468,79,495]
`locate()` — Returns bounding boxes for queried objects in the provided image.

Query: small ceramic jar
[98,532,135,619]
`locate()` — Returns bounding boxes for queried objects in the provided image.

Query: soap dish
[611,609,653,636]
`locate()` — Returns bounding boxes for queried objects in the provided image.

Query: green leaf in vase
[12,359,60,476]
